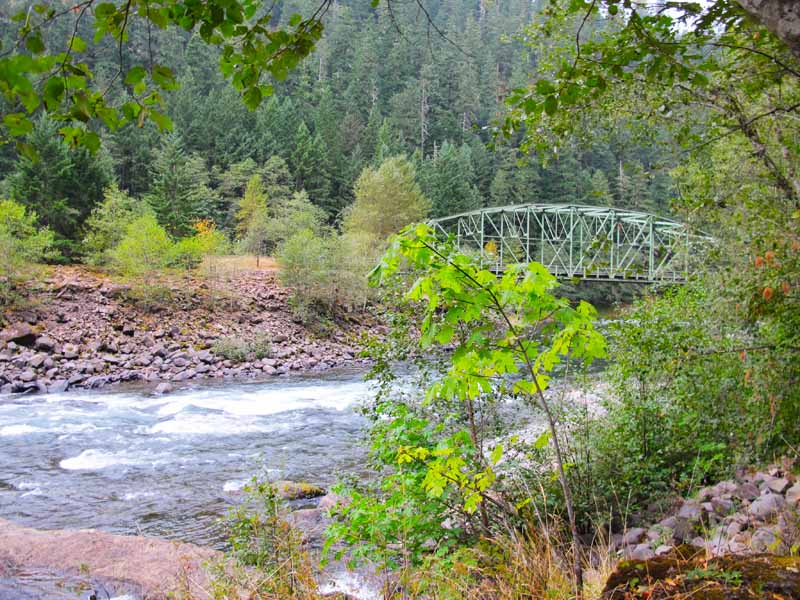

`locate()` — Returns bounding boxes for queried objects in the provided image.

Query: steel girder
[430,204,708,283]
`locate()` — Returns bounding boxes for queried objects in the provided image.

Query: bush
[277,228,338,321]
[0,199,56,303]
[82,186,152,266]
[212,334,272,363]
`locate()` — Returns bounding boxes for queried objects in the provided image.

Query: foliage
[5,115,113,255]
[111,213,173,281]
[0,0,324,154]
[212,334,272,363]
[277,227,338,321]
[327,223,605,592]
[145,132,220,237]
[235,174,268,237]
[343,156,430,241]
[262,191,328,254]
[82,186,152,266]
[209,478,318,599]
[0,198,55,302]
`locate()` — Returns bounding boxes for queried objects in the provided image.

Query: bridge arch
[430,204,709,283]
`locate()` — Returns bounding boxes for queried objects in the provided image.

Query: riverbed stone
[750,493,785,519]
[1,323,36,346]
[622,527,646,546]
[154,382,173,395]
[786,483,800,507]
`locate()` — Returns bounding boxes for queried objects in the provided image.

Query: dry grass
[203,254,280,272]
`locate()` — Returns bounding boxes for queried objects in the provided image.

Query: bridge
[430,204,709,283]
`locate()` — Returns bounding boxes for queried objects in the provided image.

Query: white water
[0,369,372,546]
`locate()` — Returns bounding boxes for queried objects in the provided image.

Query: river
[0,368,372,548]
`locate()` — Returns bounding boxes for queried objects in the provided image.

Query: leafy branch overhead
[0,0,326,156]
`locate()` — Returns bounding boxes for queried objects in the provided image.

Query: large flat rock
[0,518,219,599]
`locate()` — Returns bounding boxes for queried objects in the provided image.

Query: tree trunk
[737,0,800,61]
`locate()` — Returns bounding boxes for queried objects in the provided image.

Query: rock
[34,336,57,352]
[736,482,760,501]
[671,517,694,543]
[47,380,69,394]
[19,370,35,382]
[749,493,786,519]
[275,481,326,501]
[196,350,214,363]
[710,497,734,515]
[786,483,800,507]
[62,344,79,359]
[601,546,800,599]
[0,323,37,347]
[622,527,646,546]
[172,357,188,368]
[284,508,328,547]
[764,477,791,494]
[154,382,173,395]
[122,323,135,336]
[625,543,655,561]
[318,492,349,512]
[677,501,702,522]
[654,544,673,556]
[27,353,47,369]
[751,527,784,553]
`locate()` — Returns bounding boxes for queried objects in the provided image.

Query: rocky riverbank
[615,461,800,560]
[0,266,382,394]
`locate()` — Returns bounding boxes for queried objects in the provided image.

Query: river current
[0,368,372,548]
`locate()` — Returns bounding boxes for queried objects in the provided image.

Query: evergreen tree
[5,116,113,254]
[235,175,268,237]
[146,133,220,237]
[420,141,483,218]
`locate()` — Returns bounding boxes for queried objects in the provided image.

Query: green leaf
[534,430,550,450]
[243,86,262,110]
[42,78,65,110]
[25,33,45,54]
[4,113,33,136]
[148,110,173,132]
[124,66,147,86]
[490,444,503,465]
[544,95,558,116]
[68,35,87,53]
[289,13,303,27]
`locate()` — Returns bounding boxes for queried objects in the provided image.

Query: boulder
[786,483,800,507]
[154,382,173,395]
[34,336,57,352]
[602,546,800,599]
[749,493,786,519]
[736,482,760,501]
[274,481,327,501]
[626,543,655,561]
[622,527,646,546]
[47,380,69,394]
[677,501,702,522]
[763,477,791,494]
[0,323,37,347]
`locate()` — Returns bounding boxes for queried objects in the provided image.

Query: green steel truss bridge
[430,204,709,283]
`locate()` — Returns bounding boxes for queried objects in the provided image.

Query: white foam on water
[147,413,282,436]
[155,381,369,418]
[122,491,157,501]
[319,570,382,600]
[20,487,44,497]
[222,479,246,492]
[59,449,164,471]
[0,424,41,436]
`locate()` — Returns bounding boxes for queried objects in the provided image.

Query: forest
[0,0,799,599]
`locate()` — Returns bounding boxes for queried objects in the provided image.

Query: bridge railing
[430,204,710,283]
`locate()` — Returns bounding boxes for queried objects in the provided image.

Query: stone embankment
[0,267,380,394]
[616,462,800,561]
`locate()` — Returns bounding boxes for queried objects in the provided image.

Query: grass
[203,254,280,272]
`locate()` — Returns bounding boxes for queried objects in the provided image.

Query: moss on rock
[602,545,800,599]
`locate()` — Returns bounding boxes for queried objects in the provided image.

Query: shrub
[82,186,152,266]
[212,334,272,363]
[277,228,338,321]
[0,199,56,303]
